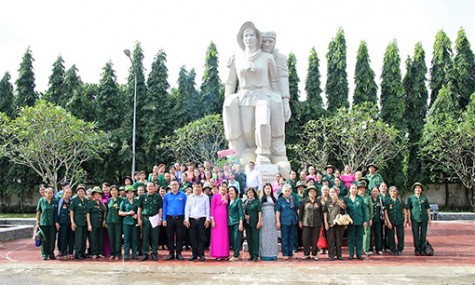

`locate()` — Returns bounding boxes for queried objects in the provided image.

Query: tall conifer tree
[429,30,452,107]
[44,56,66,106]
[326,28,349,113]
[15,47,37,108]
[453,28,475,110]
[303,47,324,120]
[201,42,223,116]
[0,72,15,117]
[353,41,377,106]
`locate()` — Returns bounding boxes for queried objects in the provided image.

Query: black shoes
[166,254,175,260]
[141,254,149,261]
[188,256,198,261]
[176,253,184,260]
[198,256,205,261]
[152,254,158,261]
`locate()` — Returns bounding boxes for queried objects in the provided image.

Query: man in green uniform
[323,165,336,185]
[357,181,373,256]
[70,184,88,260]
[406,182,431,256]
[119,186,139,260]
[365,163,384,195]
[137,181,163,261]
[384,186,406,255]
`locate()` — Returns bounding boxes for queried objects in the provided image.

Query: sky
[0,0,474,103]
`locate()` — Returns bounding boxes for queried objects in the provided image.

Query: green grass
[0,213,36,219]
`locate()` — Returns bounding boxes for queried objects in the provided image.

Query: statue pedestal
[256,164,279,185]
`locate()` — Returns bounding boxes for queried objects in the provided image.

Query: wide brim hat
[203,182,212,190]
[124,185,136,192]
[237,21,262,51]
[304,185,318,196]
[356,180,367,189]
[322,176,330,182]
[411,182,425,192]
[367,163,379,171]
[76,184,86,192]
[91,186,103,195]
[296,181,306,188]
[324,165,336,171]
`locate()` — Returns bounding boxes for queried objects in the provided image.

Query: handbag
[425,240,434,256]
[334,206,353,226]
[317,228,327,249]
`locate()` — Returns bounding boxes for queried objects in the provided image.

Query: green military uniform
[336,183,348,199]
[57,198,74,257]
[228,197,244,258]
[324,199,345,259]
[344,191,368,259]
[87,198,106,256]
[285,178,297,194]
[365,173,384,195]
[36,198,58,259]
[180,181,192,192]
[370,195,384,253]
[384,196,405,254]
[244,198,262,260]
[71,195,88,259]
[106,196,123,258]
[360,193,373,254]
[298,187,324,257]
[137,192,162,260]
[406,182,430,255]
[121,194,138,259]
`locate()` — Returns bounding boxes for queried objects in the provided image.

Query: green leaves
[353,41,377,106]
[326,28,349,114]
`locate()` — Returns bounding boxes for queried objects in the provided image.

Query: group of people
[35,161,432,262]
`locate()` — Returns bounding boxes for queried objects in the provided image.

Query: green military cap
[76,184,86,192]
[203,182,212,190]
[322,176,330,182]
[367,163,379,171]
[296,181,306,188]
[411,182,425,191]
[133,182,146,189]
[324,165,336,171]
[119,186,126,191]
[124,185,136,192]
[304,185,318,196]
[91,186,103,195]
[356,180,367,189]
[359,177,369,186]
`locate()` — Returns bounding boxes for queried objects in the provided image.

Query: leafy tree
[63,65,83,111]
[67,83,97,123]
[201,42,223,115]
[453,27,475,110]
[158,114,226,165]
[141,49,172,168]
[0,72,15,117]
[404,43,428,186]
[326,28,349,114]
[96,61,122,130]
[15,47,38,108]
[174,66,200,125]
[44,56,66,106]
[380,40,406,189]
[302,47,325,120]
[353,41,378,106]
[285,52,302,150]
[0,100,109,190]
[429,30,452,107]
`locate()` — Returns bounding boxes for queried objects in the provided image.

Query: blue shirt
[162,190,187,219]
[276,196,300,226]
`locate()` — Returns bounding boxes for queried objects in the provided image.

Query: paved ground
[0,221,474,285]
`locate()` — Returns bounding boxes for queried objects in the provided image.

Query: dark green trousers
[107,223,122,258]
[370,221,383,252]
[40,225,56,258]
[387,223,404,253]
[142,218,159,256]
[245,225,259,259]
[90,225,104,256]
[58,223,74,256]
[362,225,371,252]
[347,224,364,258]
[123,224,138,258]
[411,221,428,253]
[74,225,87,257]
[229,224,242,257]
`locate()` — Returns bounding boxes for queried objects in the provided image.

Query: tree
[429,30,452,107]
[353,41,378,106]
[404,43,428,186]
[44,56,66,106]
[67,83,97,123]
[174,66,200,125]
[302,47,325,121]
[380,40,406,189]
[285,52,302,150]
[158,114,226,165]
[15,47,38,108]
[453,27,475,110]
[0,100,109,190]
[0,72,15,117]
[96,61,122,130]
[201,42,223,115]
[63,65,84,115]
[326,28,349,114]
[141,49,172,167]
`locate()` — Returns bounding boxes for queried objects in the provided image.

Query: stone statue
[223,21,291,177]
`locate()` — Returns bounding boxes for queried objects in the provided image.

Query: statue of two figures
[223,21,291,176]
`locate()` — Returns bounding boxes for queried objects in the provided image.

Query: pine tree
[429,30,452,107]
[63,65,83,112]
[353,41,378,106]
[96,61,122,130]
[380,40,406,189]
[326,28,349,114]
[142,49,171,166]
[453,27,475,110]
[286,52,301,146]
[44,56,65,106]
[174,66,200,126]
[15,47,37,108]
[0,72,15,117]
[201,42,223,116]
[404,42,428,185]
[302,47,324,120]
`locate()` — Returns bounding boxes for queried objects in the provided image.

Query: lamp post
[124,49,137,182]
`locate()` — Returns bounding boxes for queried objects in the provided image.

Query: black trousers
[166,215,185,254]
[326,225,344,258]
[371,221,383,252]
[58,223,74,255]
[189,217,207,257]
[302,226,319,256]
